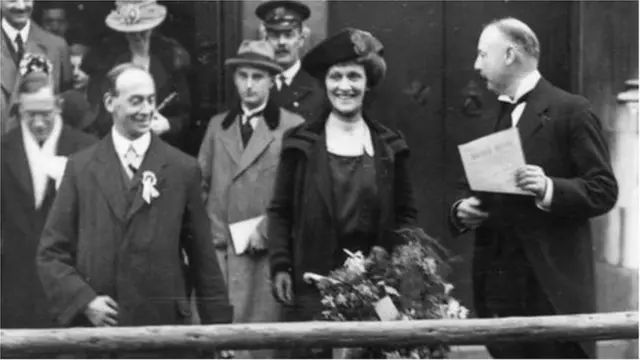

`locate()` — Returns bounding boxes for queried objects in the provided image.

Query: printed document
[458,128,534,196]
[229,215,264,255]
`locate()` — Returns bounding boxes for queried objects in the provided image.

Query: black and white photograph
[0,0,638,358]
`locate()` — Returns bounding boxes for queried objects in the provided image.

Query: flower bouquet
[303,228,469,359]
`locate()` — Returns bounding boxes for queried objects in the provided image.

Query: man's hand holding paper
[246,228,267,254]
[456,196,489,229]
[458,128,535,196]
[515,165,549,199]
[228,216,265,255]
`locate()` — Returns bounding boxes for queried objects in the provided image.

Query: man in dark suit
[1,69,95,330]
[1,0,72,133]
[450,18,618,358]
[256,0,325,122]
[37,63,232,357]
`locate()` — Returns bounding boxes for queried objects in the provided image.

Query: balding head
[485,17,540,61]
[106,63,153,96]
[104,63,156,140]
[474,17,540,95]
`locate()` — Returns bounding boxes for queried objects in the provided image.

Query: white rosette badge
[141,171,160,204]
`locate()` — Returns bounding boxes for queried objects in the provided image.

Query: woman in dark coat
[267,28,418,358]
[81,0,191,150]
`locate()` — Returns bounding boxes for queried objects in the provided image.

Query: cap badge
[272,6,287,19]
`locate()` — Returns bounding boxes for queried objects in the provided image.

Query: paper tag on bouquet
[303,272,339,285]
[374,296,401,321]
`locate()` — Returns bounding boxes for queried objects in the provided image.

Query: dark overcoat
[37,134,233,333]
[267,115,417,320]
[1,126,95,329]
[450,78,618,357]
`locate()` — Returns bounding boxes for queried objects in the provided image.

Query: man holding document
[197,40,304,358]
[450,18,618,358]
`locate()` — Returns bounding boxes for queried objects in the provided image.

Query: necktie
[495,92,531,131]
[278,74,288,91]
[241,112,261,147]
[15,33,24,64]
[124,145,139,178]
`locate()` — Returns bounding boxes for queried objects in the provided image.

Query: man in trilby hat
[256,0,325,122]
[198,39,304,358]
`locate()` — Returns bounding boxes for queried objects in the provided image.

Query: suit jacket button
[293,101,299,108]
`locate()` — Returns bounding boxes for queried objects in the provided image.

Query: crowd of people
[0,0,618,359]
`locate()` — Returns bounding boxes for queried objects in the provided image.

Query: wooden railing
[1,311,637,357]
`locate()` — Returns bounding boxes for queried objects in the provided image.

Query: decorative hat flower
[19,53,53,77]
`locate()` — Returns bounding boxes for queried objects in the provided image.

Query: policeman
[256,0,325,122]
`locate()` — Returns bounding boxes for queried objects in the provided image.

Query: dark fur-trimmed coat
[267,115,417,320]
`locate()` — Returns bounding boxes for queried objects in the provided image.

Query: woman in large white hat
[82,0,192,151]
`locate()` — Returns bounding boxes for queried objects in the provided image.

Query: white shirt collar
[325,114,374,156]
[2,18,30,46]
[241,101,267,118]
[111,127,151,159]
[280,60,301,85]
[498,70,541,104]
[240,101,268,129]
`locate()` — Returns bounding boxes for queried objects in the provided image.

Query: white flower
[141,171,160,204]
[444,283,454,295]
[343,249,367,275]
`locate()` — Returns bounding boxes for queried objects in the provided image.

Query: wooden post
[1,312,637,357]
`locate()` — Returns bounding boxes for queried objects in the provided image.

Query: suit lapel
[220,114,243,166]
[4,130,35,201]
[126,136,167,220]
[234,119,275,180]
[1,29,17,96]
[516,79,551,153]
[309,129,335,222]
[370,125,393,236]
[91,135,129,222]
[25,27,47,56]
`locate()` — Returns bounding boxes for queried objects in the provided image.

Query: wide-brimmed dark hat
[302,28,387,87]
[255,0,310,31]
[225,40,284,75]
[106,0,167,33]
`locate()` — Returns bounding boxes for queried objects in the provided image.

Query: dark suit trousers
[474,237,588,359]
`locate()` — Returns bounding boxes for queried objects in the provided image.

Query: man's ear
[104,92,115,113]
[505,45,518,66]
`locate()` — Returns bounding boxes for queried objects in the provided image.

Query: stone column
[603,79,639,269]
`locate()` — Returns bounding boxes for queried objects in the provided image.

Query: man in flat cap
[256,0,325,122]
